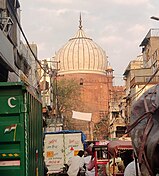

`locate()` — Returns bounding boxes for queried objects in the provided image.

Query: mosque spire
[79,13,82,29]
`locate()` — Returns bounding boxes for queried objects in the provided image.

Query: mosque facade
[54,16,114,140]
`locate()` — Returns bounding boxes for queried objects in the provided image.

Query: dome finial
[79,12,82,29]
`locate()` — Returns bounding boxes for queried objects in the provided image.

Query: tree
[52,78,82,129]
[93,116,109,140]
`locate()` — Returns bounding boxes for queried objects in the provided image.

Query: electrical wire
[128,30,159,101]
[0,0,51,92]
[130,61,159,101]
[7,0,45,72]
[8,1,159,102]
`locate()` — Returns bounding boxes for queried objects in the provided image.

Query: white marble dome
[55,18,108,75]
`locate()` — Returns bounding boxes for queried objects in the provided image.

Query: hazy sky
[20,0,159,85]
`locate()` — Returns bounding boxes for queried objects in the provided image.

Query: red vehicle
[92,141,109,176]
[107,140,133,176]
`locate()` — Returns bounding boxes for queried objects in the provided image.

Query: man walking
[67,150,85,176]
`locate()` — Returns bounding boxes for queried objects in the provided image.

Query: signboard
[65,133,83,164]
[0,160,20,166]
[44,134,63,173]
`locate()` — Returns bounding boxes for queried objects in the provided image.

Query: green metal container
[0,82,44,176]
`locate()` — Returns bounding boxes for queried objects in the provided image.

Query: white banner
[72,111,92,121]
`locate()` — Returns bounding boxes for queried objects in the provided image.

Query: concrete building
[108,86,126,139]
[0,0,39,87]
[38,58,64,132]
[124,28,159,123]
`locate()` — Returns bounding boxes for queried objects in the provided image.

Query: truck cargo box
[44,130,86,174]
[0,82,44,176]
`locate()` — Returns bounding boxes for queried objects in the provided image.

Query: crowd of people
[65,143,95,176]
[65,146,141,176]
[44,144,141,176]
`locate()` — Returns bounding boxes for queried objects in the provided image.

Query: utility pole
[47,60,61,131]
[40,58,63,132]
[42,59,48,108]
[53,61,62,131]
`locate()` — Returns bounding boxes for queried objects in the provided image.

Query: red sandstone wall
[59,73,113,139]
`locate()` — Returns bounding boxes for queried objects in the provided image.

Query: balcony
[130,75,159,87]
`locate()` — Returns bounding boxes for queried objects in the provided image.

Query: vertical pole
[52,61,60,131]
[88,121,92,140]
[43,60,47,108]
[134,153,139,176]
[55,62,59,131]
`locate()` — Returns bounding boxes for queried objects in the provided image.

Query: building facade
[0,0,39,87]
[53,16,114,140]
[108,86,126,139]
[124,28,159,123]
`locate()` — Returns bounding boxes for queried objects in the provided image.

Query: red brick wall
[59,73,113,139]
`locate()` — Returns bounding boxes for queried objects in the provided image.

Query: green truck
[0,82,44,176]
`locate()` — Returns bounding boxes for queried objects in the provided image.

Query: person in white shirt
[67,150,85,176]
[84,151,95,176]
